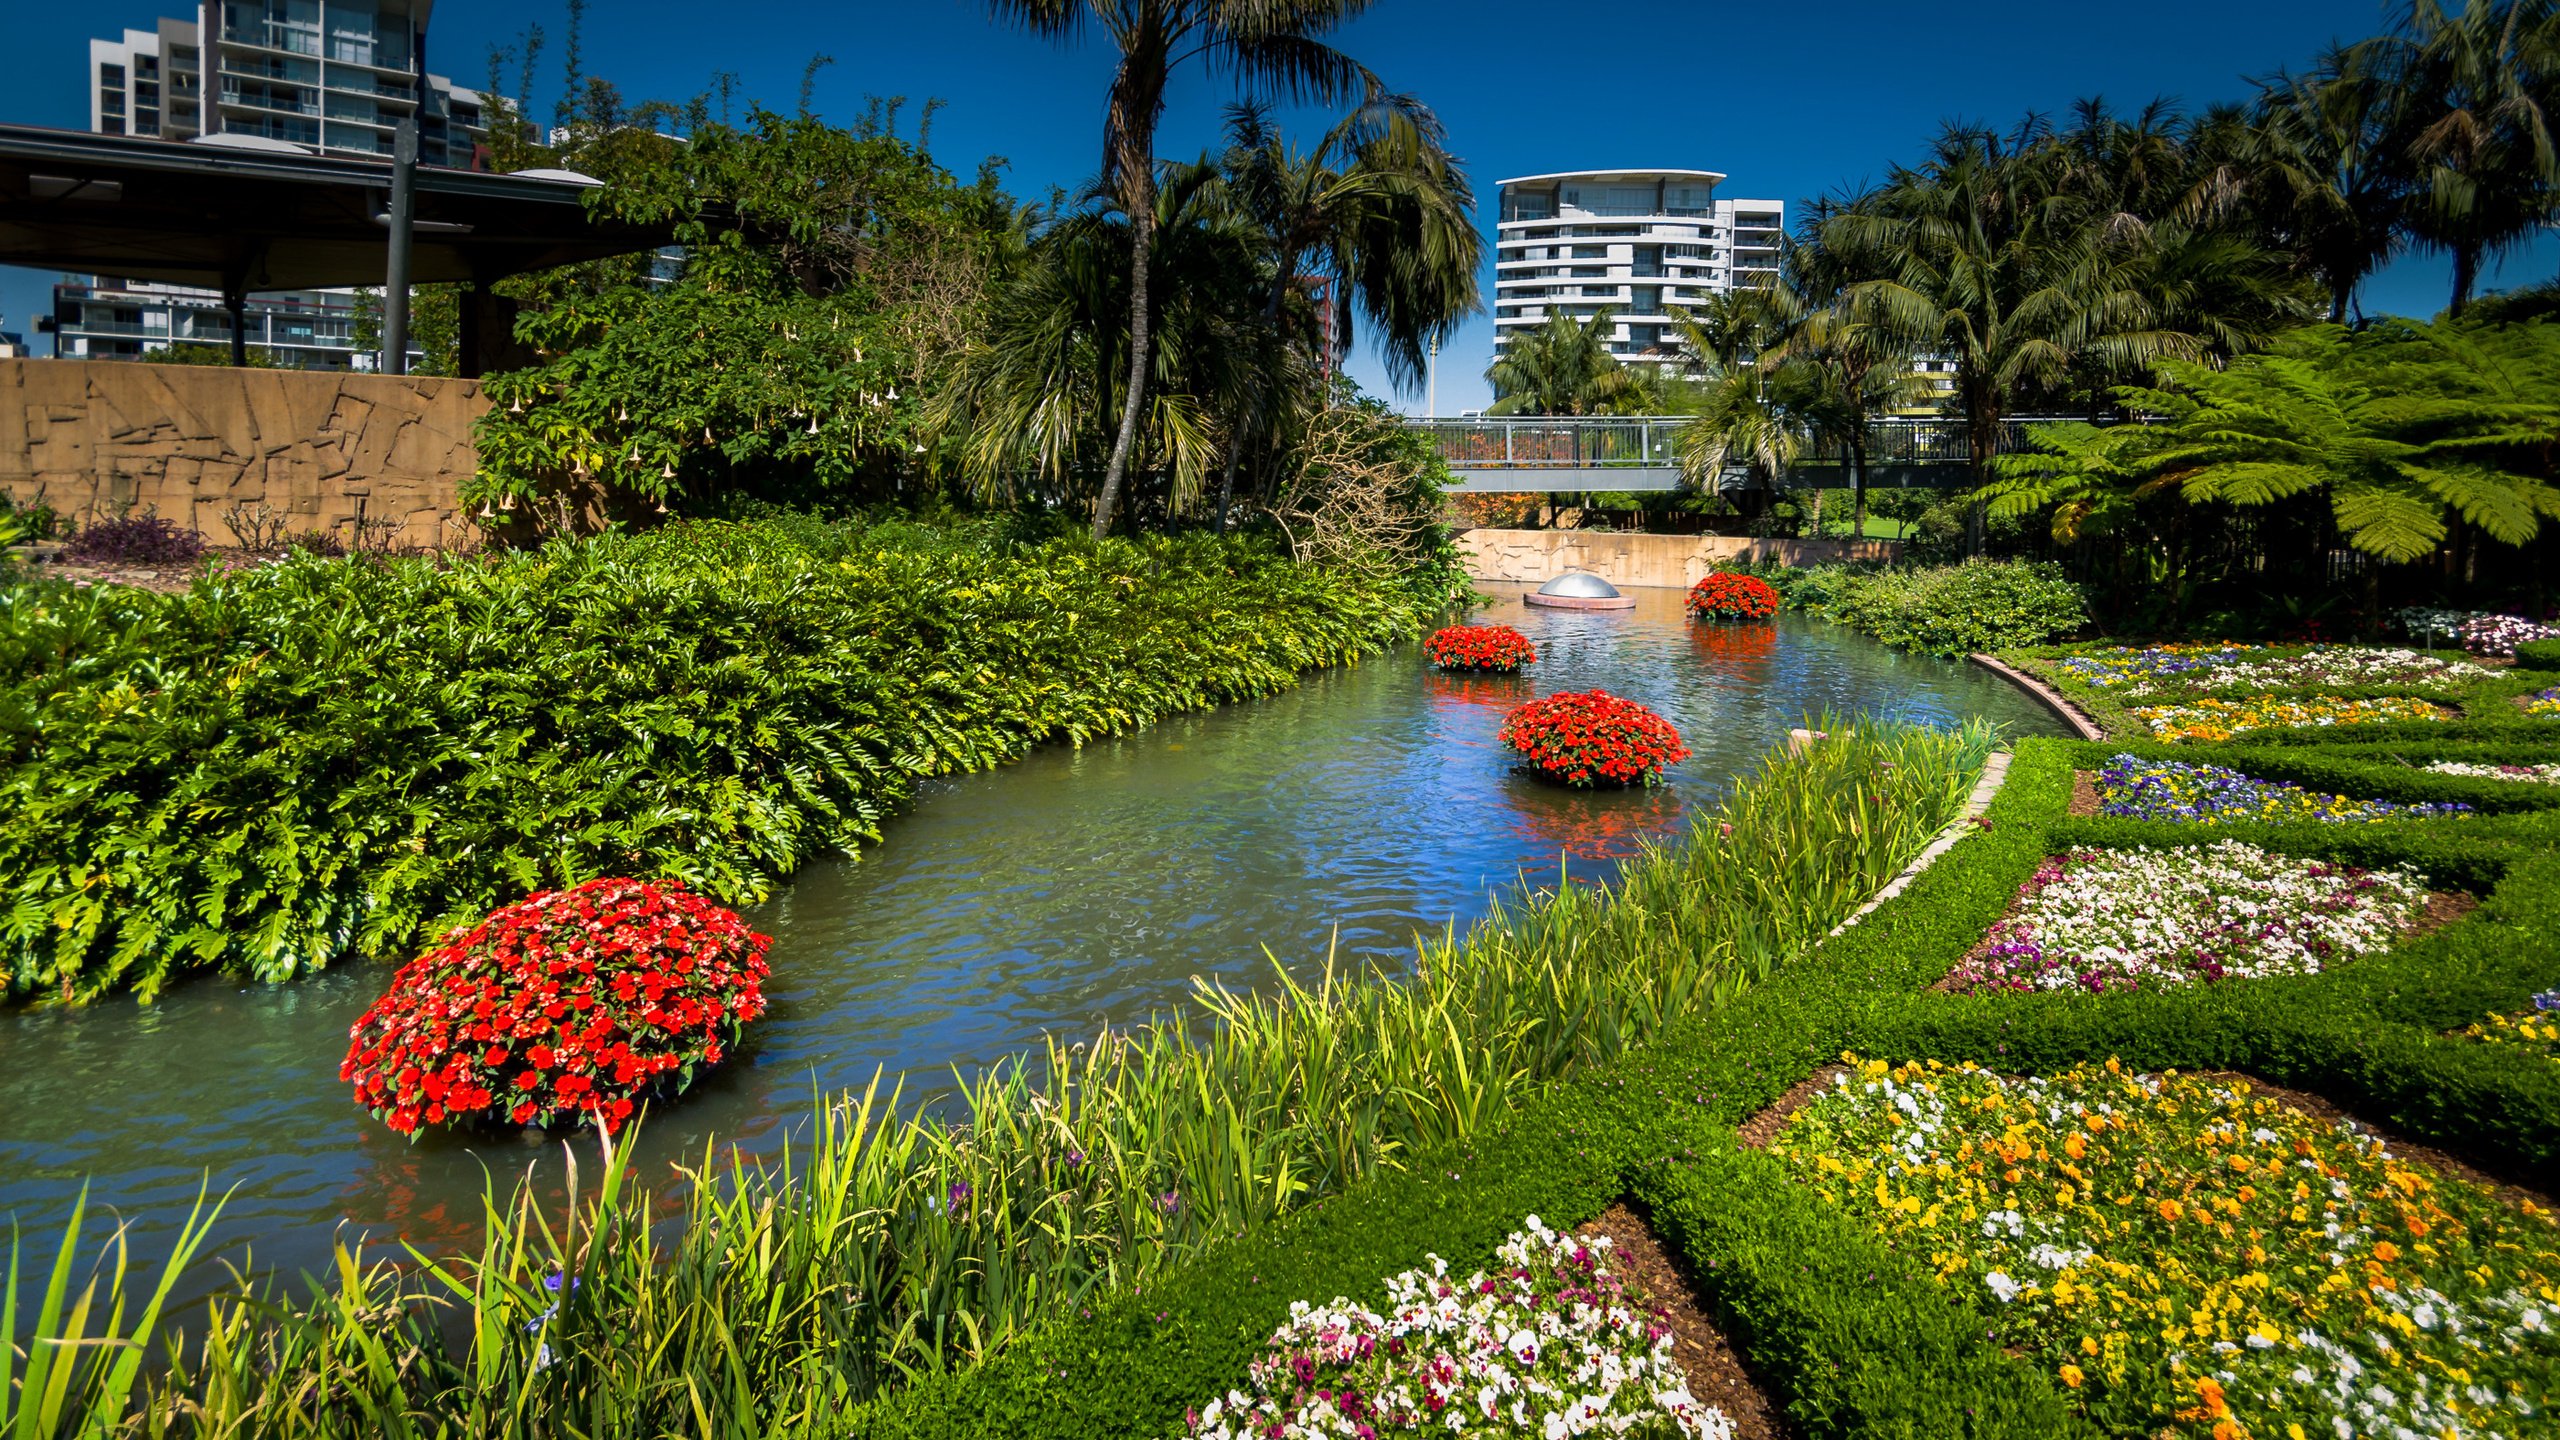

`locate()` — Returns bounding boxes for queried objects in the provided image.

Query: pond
[0,585,2064,1295]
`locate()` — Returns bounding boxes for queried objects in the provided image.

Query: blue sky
[5,0,2554,411]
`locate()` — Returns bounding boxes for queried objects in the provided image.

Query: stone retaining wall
[1458,527,1902,589]
[0,358,486,550]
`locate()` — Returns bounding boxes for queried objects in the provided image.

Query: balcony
[219,85,321,117]
[222,22,322,57]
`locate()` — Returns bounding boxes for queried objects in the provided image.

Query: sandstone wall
[0,359,487,550]
[1458,528,1903,589]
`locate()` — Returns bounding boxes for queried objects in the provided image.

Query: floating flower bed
[2423,759,2560,785]
[1423,624,1539,673]
[1769,1057,2560,1440]
[2129,695,2451,743]
[1181,1214,1735,1440]
[343,877,771,1136]
[2094,754,2472,824]
[1685,572,1781,622]
[1944,841,2429,993]
[1498,690,1689,788]
[2461,991,2560,1068]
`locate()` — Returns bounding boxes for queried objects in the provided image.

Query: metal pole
[382,119,417,375]
[224,287,247,368]
[1425,337,1438,418]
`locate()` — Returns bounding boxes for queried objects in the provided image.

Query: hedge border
[847,673,2560,1440]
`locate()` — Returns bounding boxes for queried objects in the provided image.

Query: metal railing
[1405,415,2091,474]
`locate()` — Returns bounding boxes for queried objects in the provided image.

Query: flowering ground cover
[2422,760,2560,785]
[2461,991,2560,1068]
[1498,690,1690,788]
[2093,754,2473,823]
[2128,694,2452,742]
[1767,1058,2560,1440]
[342,877,770,1135]
[2063,646,2490,700]
[1182,1215,1734,1440]
[2397,607,2560,657]
[2525,687,2560,716]
[1426,624,1539,673]
[1944,840,2431,993]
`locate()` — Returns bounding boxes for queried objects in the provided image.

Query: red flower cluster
[342,878,771,1137]
[1424,624,1539,673]
[1497,690,1690,788]
[1686,572,1781,622]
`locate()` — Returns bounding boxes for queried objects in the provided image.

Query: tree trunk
[1964,383,2000,559]
[1093,198,1156,541]
[2450,246,2478,321]
[1213,450,1240,536]
[1850,435,1869,541]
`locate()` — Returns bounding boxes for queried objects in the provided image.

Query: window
[1501,188,1556,222]
[101,62,126,87]
[1572,245,1607,259]
[1581,284,1617,297]
[1633,287,1661,313]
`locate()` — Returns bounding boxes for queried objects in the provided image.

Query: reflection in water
[0,586,2063,1297]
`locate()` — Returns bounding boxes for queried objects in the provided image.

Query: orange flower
[2198,1378,2229,1417]
[2158,1198,2184,1223]
[2373,1241,2400,1263]
[2058,1363,2084,1389]
[2064,1134,2088,1160]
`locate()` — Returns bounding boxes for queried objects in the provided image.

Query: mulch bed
[2069,769,2100,816]
[1736,1065,1849,1150]
[1576,1202,1790,1440]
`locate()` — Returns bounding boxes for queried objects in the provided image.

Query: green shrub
[4,723,2002,1435]
[2516,636,2560,671]
[1791,559,2090,656]
[0,518,1436,1002]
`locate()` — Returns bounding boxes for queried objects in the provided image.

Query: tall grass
[4,719,1993,1436]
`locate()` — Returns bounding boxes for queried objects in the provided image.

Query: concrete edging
[1824,749,2012,941]
[1967,652,2107,741]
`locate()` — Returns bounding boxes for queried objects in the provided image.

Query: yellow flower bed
[1769,1057,2560,1438]
[2129,695,2452,743]
[2462,1008,2560,1067]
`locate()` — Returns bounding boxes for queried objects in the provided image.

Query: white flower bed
[2115,646,2489,699]
[1183,1215,1734,1440]
[1947,840,2430,993]
[2425,760,2560,786]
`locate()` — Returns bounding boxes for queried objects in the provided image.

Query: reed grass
[3,718,1993,1437]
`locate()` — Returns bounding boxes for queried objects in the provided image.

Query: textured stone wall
[0,359,486,549]
[1458,528,1903,589]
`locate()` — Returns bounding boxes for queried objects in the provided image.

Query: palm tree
[1768,214,1925,538]
[2253,44,2415,322]
[1664,288,1802,507]
[1483,310,1652,415]
[929,160,1271,518]
[2379,0,2559,316]
[991,0,1381,540]
[1206,97,1481,528]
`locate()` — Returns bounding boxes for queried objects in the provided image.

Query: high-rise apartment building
[1491,169,1784,369]
[62,3,491,369]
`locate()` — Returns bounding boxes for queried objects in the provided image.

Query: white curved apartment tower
[1492,169,1783,369]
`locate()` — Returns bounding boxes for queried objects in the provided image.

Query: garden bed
[1753,1058,2560,1440]
[1574,1203,1790,1440]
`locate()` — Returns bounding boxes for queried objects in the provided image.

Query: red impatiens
[342,877,771,1137]
[1687,572,1781,622]
[1424,624,1539,673]
[1497,690,1690,788]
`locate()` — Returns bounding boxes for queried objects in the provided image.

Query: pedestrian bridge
[1403,415,2058,493]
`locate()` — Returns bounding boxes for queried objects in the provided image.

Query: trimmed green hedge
[848,705,2560,1439]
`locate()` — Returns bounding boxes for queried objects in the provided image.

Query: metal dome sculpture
[1524,570,1636,610]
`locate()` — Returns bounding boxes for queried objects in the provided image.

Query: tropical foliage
[1787,560,2091,656]
[0,516,1435,1003]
